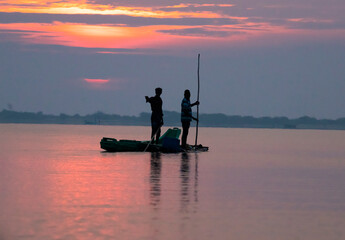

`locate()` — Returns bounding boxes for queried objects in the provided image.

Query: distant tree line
[1,109,345,130]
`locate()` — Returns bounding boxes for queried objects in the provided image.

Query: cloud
[0,12,241,27]
[157,3,234,13]
[87,0,233,7]
[1,0,345,41]
[157,27,245,38]
[286,19,345,30]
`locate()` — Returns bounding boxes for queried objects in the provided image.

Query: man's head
[184,89,190,99]
[155,87,162,96]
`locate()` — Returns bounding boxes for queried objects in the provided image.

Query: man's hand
[145,96,149,102]
[192,101,200,106]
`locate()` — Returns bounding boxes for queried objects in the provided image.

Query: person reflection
[180,152,190,209]
[194,152,199,203]
[150,152,162,208]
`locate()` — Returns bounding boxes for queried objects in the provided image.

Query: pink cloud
[84,78,109,83]
[83,78,125,91]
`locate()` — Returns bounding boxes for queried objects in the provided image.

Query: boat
[100,127,208,153]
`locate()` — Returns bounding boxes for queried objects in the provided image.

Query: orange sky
[1,0,344,51]
[0,0,297,49]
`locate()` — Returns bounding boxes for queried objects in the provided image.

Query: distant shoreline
[1,109,345,130]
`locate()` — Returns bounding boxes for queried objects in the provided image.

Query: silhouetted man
[145,88,163,144]
[181,89,199,149]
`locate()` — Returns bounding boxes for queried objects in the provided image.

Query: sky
[0,0,345,119]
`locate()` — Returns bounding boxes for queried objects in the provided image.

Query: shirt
[181,97,192,122]
[148,95,163,120]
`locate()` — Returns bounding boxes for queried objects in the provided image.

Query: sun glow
[0,22,222,49]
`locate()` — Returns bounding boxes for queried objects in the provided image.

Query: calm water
[1,124,345,240]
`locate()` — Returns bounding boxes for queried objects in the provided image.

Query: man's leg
[181,121,190,148]
[151,122,158,144]
[155,126,161,144]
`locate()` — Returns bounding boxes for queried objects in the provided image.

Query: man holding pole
[145,87,163,144]
[181,89,199,149]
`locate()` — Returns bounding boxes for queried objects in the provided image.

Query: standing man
[181,89,199,149]
[145,88,163,144]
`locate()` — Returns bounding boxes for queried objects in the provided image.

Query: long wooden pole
[195,54,200,146]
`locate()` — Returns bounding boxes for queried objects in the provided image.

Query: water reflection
[180,152,199,212]
[180,153,190,208]
[194,152,199,203]
[150,152,162,208]
[149,152,199,212]
[3,125,345,240]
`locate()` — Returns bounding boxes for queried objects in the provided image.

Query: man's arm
[191,101,200,107]
[182,107,198,122]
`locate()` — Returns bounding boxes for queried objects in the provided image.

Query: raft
[100,127,208,153]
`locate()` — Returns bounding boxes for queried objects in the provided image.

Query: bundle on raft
[100,128,208,153]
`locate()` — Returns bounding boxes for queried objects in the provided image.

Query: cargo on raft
[100,128,208,153]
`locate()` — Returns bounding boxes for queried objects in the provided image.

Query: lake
[1,124,345,240]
